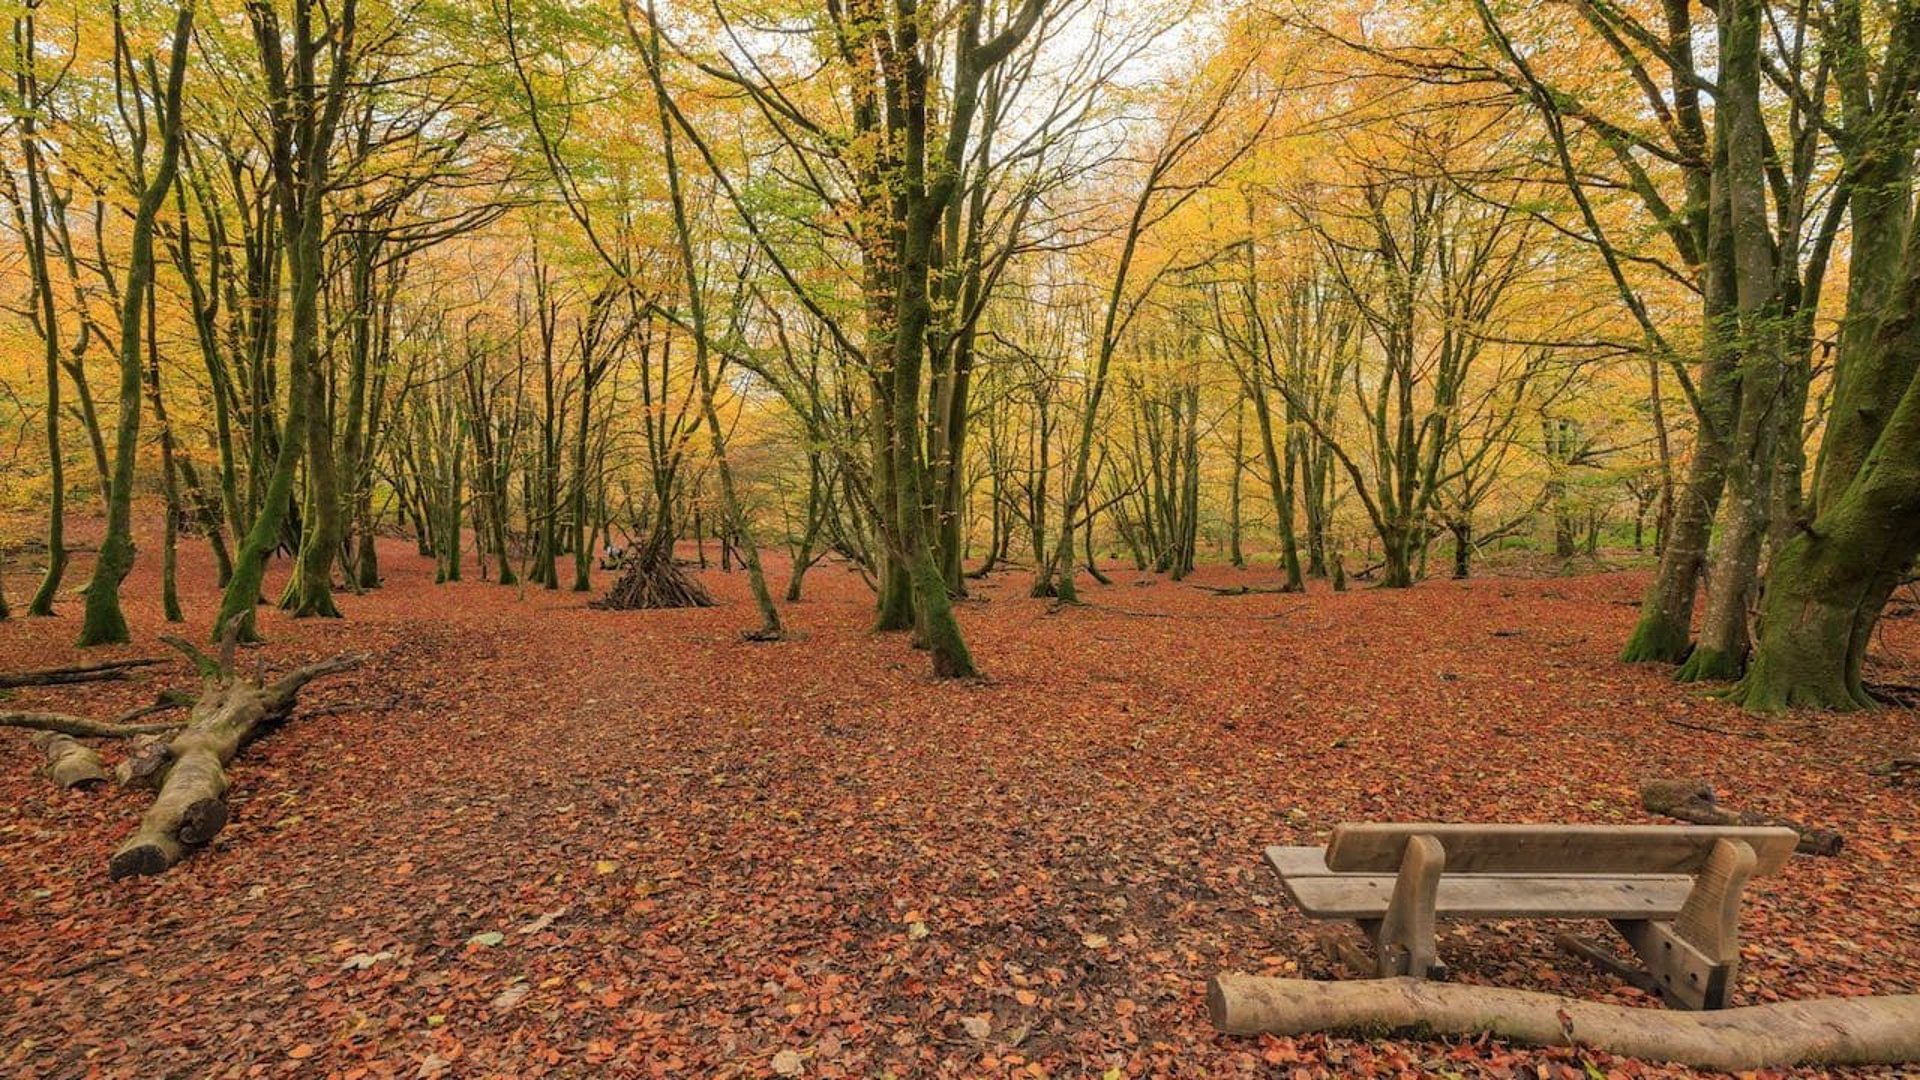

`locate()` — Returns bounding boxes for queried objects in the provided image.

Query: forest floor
[2,517,1917,1080]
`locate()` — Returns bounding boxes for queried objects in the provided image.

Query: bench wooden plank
[1276,868,1694,920]
[1323,824,1798,876]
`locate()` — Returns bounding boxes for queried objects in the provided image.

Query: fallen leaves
[0,531,1916,1079]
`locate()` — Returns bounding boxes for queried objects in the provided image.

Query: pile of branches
[591,542,713,610]
[3,627,361,878]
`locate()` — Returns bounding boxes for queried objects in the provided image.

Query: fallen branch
[109,651,364,880]
[1191,584,1300,596]
[1207,975,1920,1071]
[2,711,189,738]
[1870,756,1918,786]
[1663,716,1768,740]
[1640,778,1843,856]
[0,657,164,689]
[1864,679,1920,707]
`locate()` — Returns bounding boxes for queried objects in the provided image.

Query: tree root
[1207,975,1920,1071]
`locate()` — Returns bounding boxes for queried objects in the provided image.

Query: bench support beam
[1373,834,1446,979]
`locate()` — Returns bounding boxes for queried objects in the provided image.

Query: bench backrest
[1324,823,1799,876]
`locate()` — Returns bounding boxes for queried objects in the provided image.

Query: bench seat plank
[1266,847,1693,919]
[1323,824,1798,876]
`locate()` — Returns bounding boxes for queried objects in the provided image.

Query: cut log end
[176,797,230,846]
[108,836,180,880]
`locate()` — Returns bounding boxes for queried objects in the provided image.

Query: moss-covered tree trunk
[1676,0,1783,682]
[78,3,195,645]
[217,0,357,642]
[1622,85,1743,664]
[15,20,70,618]
[1730,387,1920,710]
[643,19,781,640]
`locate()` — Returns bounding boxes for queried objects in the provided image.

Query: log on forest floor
[1192,584,1300,596]
[31,731,108,789]
[1207,974,1920,1071]
[1871,756,1918,785]
[108,651,362,879]
[0,657,165,689]
[1864,678,1920,707]
[1639,777,1843,855]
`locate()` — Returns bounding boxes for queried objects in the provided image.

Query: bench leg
[1375,834,1446,979]
[1611,833,1757,1010]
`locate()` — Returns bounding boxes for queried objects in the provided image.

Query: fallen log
[1871,756,1918,786]
[0,657,164,689]
[1192,583,1301,596]
[1207,974,1920,1071]
[109,651,362,880]
[31,731,108,789]
[1640,778,1842,856]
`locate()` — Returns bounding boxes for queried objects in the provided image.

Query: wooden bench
[1267,823,1800,1009]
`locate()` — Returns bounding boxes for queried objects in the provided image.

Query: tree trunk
[1622,80,1745,664]
[78,5,195,645]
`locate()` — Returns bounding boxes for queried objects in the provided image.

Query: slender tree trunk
[79,4,195,645]
[643,18,780,639]
[14,22,69,617]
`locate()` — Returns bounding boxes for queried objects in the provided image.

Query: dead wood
[1207,974,1920,1071]
[31,731,108,789]
[1663,716,1768,740]
[2,711,189,738]
[108,651,364,880]
[591,544,714,610]
[1640,778,1843,856]
[1864,679,1920,707]
[0,657,164,689]
[1870,756,1919,785]
[1192,584,1300,596]
[115,735,174,789]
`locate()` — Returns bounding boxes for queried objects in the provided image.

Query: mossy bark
[1622,124,1742,664]
[79,6,195,645]
[1732,315,1920,710]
